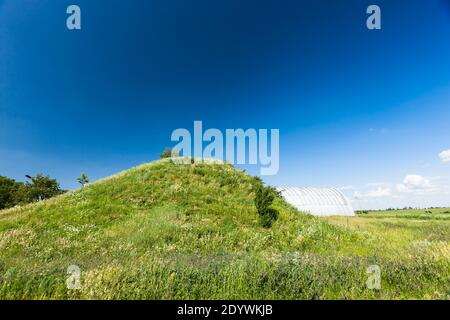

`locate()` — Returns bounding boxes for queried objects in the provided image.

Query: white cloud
[405,174,431,188]
[439,149,450,163]
[353,186,391,198]
[395,183,409,193]
[396,174,432,193]
[346,174,450,210]
[366,186,391,197]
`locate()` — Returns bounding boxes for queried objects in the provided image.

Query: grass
[0,159,449,299]
[357,208,450,220]
[325,209,450,261]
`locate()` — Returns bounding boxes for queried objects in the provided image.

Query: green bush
[253,179,279,228]
[0,176,23,209]
[24,174,65,202]
[0,174,65,208]
[160,148,179,159]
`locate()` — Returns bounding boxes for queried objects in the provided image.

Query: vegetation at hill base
[0,174,65,210]
[0,159,448,299]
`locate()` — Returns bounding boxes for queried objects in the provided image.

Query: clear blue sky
[1,0,450,209]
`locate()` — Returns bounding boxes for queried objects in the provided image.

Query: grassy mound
[0,160,448,299]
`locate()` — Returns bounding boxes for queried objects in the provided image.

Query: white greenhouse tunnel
[277,187,355,217]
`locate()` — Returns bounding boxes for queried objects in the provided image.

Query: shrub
[160,148,179,159]
[253,179,279,228]
[0,176,23,209]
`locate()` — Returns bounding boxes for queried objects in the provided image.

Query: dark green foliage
[254,184,274,213]
[11,184,29,205]
[0,174,65,208]
[259,207,278,228]
[0,176,23,209]
[24,174,65,202]
[253,179,279,228]
[77,173,90,187]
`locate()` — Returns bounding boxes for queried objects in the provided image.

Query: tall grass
[0,160,448,299]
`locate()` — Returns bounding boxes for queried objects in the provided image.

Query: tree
[77,173,89,187]
[0,176,23,209]
[0,174,65,209]
[24,174,65,202]
[160,148,179,159]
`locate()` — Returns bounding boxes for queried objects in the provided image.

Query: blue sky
[1,0,450,209]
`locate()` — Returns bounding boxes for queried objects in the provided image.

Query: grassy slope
[0,160,448,299]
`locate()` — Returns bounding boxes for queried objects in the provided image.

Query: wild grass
[358,208,450,220]
[0,159,449,299]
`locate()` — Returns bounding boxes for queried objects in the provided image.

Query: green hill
[0,159,448,299]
